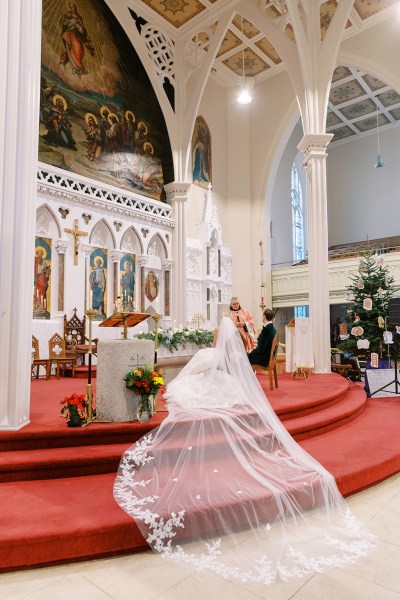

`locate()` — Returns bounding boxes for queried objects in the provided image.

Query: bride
[114,317,374,585]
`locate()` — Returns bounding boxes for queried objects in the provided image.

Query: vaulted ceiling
[133,0,400,144]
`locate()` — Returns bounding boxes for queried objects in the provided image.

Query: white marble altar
[96,339,154,422]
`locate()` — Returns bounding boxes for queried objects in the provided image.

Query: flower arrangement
[133,327,214,353]
[124,365,164,397]
[60,392,87,426]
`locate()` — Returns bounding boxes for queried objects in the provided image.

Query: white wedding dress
[114,317,374,585]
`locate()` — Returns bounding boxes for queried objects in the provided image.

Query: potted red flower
[60,392,87,427]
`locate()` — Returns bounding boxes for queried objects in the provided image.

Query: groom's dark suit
[248,322,277,367]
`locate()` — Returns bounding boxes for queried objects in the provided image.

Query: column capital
[80,244,94,258]
[298,133,334,159]
[161,259,173,271]
[137,254,149,267]
[164,182,191,202]
[54,239,69,255]
[109,250,124,263]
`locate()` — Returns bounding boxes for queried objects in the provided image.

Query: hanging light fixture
[237,16,252,105]
[374,110,385,168]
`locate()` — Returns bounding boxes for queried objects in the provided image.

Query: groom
[247,308,276,366]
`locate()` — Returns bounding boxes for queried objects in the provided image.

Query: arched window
[291,164,304,263]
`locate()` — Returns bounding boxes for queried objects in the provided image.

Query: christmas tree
[339,250,395,358]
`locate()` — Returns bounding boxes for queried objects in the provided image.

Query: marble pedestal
[96,339,154,422]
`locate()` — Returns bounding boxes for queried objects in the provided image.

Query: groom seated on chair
[247,308,276,366]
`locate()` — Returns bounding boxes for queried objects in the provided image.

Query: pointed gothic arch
[120,225,143,254]
[89,218,116,249]
[36,203,62,238]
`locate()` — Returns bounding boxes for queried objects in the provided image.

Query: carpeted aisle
[0,373,399,572]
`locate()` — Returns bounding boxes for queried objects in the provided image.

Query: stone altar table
[96,339,154,422]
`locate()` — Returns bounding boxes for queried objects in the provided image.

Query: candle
[89,289,93,308]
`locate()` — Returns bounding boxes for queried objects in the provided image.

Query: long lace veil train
[114,317,374,585]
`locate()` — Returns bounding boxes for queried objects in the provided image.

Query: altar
[96,338,154,422]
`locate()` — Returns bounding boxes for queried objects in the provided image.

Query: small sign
[370,352,379,368]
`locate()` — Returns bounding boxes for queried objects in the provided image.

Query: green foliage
[339,250,395,358]
[133,327,214,353]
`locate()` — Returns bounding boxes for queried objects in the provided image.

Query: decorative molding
[80,244,94,258]
[141,23,175,87]
[137,254,149,267]
[164,181,191,201]
[186,246,202,277]
[187,280,202,297]
[37,165,174,228]
[161,259,173,271]
[109,250,124,263]
[82,213,92,225]
[54,239,68,255]
[58,207,69,219]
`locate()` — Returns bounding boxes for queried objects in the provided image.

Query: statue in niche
[148,241,158,256]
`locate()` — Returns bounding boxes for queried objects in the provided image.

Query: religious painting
[33,237,52,319]
[89,248,107,320]
[191,115,212,188]
[145,270,159,303]
[39,0,174,201]
[120,253,136,311]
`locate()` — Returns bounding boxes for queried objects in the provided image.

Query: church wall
[327,124,400,246]
[33,169,174,360]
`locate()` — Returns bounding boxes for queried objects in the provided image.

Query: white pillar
[0,0,42,429]
[54,239,69,315]
[298,134,333,374]
[164,182,190,326]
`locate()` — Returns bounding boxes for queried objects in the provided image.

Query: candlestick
[151,311,162,365]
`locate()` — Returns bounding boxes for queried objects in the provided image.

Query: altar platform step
[0,375,399,571]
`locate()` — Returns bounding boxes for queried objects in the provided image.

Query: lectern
[285,317,314,378]
[99,311,150,339]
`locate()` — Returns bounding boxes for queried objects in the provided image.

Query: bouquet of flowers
[60,392,87,426]
[124,365,164,396]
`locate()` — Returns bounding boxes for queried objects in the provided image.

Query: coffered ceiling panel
[222,47,269,77]
[140,0,206,28]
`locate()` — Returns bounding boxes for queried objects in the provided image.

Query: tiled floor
[2,472,400,600]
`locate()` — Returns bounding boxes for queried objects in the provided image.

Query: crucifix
[64,219,88,265]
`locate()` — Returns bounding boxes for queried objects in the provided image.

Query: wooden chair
[31,335,50,380]
[64,308,86,364]
[48,333,76,379]
[251,331,280,390]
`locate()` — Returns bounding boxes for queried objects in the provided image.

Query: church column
[110,251,123,311]
[54,239,69,314]
[137,255,149,313]
[164,182,191,326]
[81,245,94,311]
[298,134,333,374]
[161,259,173,318]
[0,0,42,429]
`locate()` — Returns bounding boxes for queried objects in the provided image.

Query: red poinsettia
[60,392,87,420]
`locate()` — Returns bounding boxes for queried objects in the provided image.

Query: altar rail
[272,252,400,307]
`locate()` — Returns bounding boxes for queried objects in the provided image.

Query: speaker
[388,298,400,326]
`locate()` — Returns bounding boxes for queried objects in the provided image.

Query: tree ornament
[377,287,384,298]
[351,326,364,336]
[363,298,372,311]
[378,316,385,328]
[383,331,393,344]
[357,278,364,289]
[357,338,370,349]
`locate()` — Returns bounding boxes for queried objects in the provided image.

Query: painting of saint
[192,116,211,188]
[59,2,95,78]
[33,237,52,319]
[145,271,159,303]
[120,254,135,310]
[39,0,174,201]
[89,248,107,320]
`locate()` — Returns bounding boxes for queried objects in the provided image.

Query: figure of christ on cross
[64,219,88,265]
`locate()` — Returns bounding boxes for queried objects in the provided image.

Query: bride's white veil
[114,317,373,584]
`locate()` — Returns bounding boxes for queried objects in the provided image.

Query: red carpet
[0,373,399,572]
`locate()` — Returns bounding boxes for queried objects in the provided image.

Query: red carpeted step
[0,473,146,572]
[0,443,132,482]
[285,385,367,440]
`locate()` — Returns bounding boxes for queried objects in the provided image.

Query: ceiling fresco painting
[39,0,174,201]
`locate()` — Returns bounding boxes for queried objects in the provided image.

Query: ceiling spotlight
[374,111,385,168]
[237,15,252,105]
